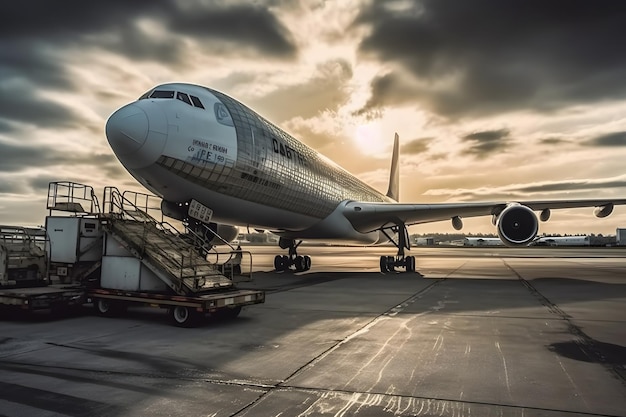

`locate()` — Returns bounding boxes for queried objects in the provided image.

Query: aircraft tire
[406,256,415,272]
[386,256,395,272]
[295,255,304,271]
[379,256,388,273]
[303,255,311,271]
[274,255,284,271]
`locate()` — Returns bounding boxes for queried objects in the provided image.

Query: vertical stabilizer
[386,133,400,201]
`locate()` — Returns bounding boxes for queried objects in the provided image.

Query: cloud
[401,138,432,155]
[355,0,626,118]
[246,59,354,122]
[0,83,81,129]
[1,1,296,90]
[424,175,626,200]
[461,129,511,157]
[587,131,626,147]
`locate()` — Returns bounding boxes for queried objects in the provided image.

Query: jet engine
[495,204,539,246]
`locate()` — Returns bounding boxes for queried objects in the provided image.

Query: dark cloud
[462,128,510,157]
[0,140,74,172]
[430,177,626,201]
[168,4,295,57]
[0,83,81,129]
[0,1,296,128]
[0,140,122,175]
[518,179,626,194]
[587,132,626,147]
[401,138,432,155]
[540,137,569,146]
[356,0,626,117]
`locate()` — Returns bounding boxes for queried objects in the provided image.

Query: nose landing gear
[274,238,311,272]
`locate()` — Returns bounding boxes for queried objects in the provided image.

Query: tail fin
[386,133,400,201]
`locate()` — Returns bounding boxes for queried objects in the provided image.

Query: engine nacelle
[495,204,539,246]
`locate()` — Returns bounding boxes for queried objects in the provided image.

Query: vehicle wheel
[379,256,388,273]
[169,306,197,327]
[95,298,112,316]
[303,255,311,271]
[282,255,291,269]
[274,255,284,271]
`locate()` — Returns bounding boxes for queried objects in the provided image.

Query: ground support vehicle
[0,225,85,314]
[2,182,264,326]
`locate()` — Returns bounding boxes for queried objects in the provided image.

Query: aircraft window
[190,95,205,109]
[214,102,234,127]
[177,92,192,106]
[150,90,175,99]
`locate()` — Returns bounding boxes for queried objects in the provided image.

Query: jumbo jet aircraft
[105,83,626,273]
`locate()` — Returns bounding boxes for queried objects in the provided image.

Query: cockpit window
[149,90,175,99]
[190,95,205,109]
[214,102,234,127]
[177,92,192,106]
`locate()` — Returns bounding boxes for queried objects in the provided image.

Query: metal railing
[47,181,101,215]
[101,187,230,293]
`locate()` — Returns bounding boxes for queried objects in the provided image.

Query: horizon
[2,1,626,235]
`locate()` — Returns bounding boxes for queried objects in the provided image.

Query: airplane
[105,82,626,273]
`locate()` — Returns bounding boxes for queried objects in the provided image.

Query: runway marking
[495,341,513,400]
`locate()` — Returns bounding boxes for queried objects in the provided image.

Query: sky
[2,0,626,235]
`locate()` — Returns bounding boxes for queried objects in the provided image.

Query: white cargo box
[45,216,102,263]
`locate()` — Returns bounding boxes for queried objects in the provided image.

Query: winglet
[386,133,400,201]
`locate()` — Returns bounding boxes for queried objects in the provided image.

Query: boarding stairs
[100,187,233,295]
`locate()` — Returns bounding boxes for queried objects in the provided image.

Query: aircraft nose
[105,104,149,155]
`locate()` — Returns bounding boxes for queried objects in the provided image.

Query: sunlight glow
[353,121,387,156]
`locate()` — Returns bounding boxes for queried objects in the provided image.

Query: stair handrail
[47,181,101,215]
[102,187,224,288]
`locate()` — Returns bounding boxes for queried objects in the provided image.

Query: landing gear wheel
[303,255,311,271]
[379,256,388,273]
[169,306,198,327]
[406,256,416,272]
[386,256,395,272]
[295,255,304,271]
[274,255,284,271]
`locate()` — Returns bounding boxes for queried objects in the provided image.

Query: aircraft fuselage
[106,83,392,244]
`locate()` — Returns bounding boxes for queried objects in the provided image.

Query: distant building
[617,228,626,246]
[415,237,435,246]
[463,237,504,247]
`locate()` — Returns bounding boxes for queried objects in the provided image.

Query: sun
[353,121,388,156]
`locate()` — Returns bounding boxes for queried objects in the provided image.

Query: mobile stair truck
[43,181,264,326]
[0,224,84,314]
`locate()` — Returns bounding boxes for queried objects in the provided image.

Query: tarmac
[0,246,624,417]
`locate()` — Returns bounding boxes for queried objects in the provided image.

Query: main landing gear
[379,223,416,273]
[274,238,311,272]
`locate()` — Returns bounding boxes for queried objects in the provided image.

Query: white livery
[105,83,626,272]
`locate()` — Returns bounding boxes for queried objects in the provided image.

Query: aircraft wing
[342,198,626,234]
